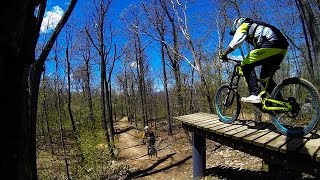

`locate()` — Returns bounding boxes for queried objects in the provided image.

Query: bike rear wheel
[148,145,157,157]
[270,77,320,136]
[215,85,241,123]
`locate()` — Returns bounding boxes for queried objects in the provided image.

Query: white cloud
[40,6,64,33]
[130,61,138,68]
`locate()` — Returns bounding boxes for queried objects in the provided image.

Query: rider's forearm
[223,46,234,55]
[229,26,247,49]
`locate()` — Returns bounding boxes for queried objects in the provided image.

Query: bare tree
[54,47,71,179]
[122,5,150,127]
[142,0,173,134]
[41,67,54,154]
[160,0,184,116]
[295,0,320,85]
[79,35,95,122]
[85,0,116,157]
[170,0,214,113]
[65,33,77,132]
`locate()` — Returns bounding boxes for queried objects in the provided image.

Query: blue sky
[41,0,216,89]
[40,0,303,91]
[41,0,143,85]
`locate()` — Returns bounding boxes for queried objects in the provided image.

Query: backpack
[148,132,155,142]
[248,21,289,49]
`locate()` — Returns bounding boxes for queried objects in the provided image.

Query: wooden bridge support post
[192,132,206,179]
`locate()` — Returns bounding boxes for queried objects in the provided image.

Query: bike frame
[226,59,292,112]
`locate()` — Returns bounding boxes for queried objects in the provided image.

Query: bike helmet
[229,17,252,35]
[144,126,149,132]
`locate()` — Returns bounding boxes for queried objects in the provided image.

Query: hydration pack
[247,21,289,49]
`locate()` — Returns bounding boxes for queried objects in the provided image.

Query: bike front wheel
[215,85,241,123]
[270,77,320,136]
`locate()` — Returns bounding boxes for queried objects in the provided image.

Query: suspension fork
[224,71,241,106]
[229,68,241,90]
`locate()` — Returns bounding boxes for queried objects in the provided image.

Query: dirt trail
[115,117,193,180]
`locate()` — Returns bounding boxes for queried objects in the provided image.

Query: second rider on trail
[219,17,289,103]
[142,126,156,155]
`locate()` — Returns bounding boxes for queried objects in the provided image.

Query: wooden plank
[315,131,320,162]
[190,118,219,125]
[175,112,218,121]
[243,128,274,144]
[197,121,220,130]
[202,123,222,130]
[253,131,281,147]
[200,120,221,127]
[232,129,259,140]
[179,116,205,124]
[175,113,220,126]
[174,113,210,121]
[181,118,220,131]
[187,114,219,123]
[224,126,248,137]
[266,135,292,151]
[184,112,217,119]
[200,119,225,130]
[183,116,218,126]
[182,112,208,117]
[216,124,244,135]
[178,115,212,123]
[297,136,320,158]
[208,123,233,133]
[196,112,218,118]
[280,138,309,153]
[180,115,215,124]
[232,124,271,140]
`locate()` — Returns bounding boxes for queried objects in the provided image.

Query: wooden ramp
[174,112,320,178]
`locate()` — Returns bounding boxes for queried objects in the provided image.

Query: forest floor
[115,117,317,180]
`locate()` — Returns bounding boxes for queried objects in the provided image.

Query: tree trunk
[189,66,195,113]
[38,69,47,147]
[295,0,320,85]
[161,39,173,135]
[134,32,148,127]
[124,65,131,122]
[1,0,77,178]
[66,45,76,132]
[105,80,115,142]
[85,58,95,122]
[2,59,36,179]
[42,67,54,154]
[57,83,71,180]
[189,40,214,113]
[160,0,183,116]
[100,57,114,158]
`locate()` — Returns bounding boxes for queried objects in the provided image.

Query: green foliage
[37,126,114,179]
[77,128,113,175]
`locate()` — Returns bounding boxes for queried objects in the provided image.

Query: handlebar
[223,58,242,64]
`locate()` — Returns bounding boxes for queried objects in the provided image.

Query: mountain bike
[147,142,157,158]
[214,58,320,137]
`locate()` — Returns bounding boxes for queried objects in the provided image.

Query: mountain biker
[142,126,156,154]
[220,17,289,103]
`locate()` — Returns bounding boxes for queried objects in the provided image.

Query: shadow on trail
[121,144,144,151]
[127,153,191,179]
[206,166,316,180]
[129,143,173,160]
[115,126,134,134]
[129,152,150,160]
[127,153,175,178]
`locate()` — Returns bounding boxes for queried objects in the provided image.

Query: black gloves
[219,53,228,62]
